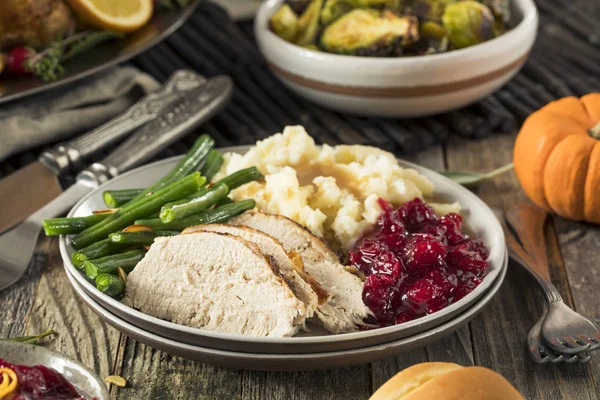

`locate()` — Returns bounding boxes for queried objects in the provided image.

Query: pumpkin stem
[589,121,600,139]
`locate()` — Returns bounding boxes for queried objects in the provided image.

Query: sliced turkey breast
[183,223,325,327]
[230,211,370,334]
[125,231,305,337]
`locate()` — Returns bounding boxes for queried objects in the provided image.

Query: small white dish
[0,341,109,399]
[66,258,506,371]
[60,146,506,354]
[254,0,538,117]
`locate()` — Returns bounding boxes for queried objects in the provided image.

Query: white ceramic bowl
[60,146,506,354]
[254,0,538,117]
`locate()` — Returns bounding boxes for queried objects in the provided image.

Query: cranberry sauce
[349,198,490,326]
[0,359,87,400]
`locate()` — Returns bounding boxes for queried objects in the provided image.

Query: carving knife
[0,75,234,292]
[0,70,206,234]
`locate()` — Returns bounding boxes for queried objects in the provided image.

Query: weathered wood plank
[113,337,242,400]
[242,366,370,400]
[0,235,47,338]
[445,133,598,400]
[554,217,600,396]
[22,236,120,381]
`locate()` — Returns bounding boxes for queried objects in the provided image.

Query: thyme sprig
[26,30,124,82]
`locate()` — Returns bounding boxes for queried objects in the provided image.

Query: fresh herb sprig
[1,329,55,345]
[27,31,124,82]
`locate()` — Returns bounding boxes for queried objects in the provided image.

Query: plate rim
[60,146,506,345]
[0,0,200,105]
[64,252,507,369]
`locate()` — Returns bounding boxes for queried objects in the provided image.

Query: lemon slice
[66,0,154,33]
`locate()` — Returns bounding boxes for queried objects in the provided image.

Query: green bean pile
[42,135,262,298]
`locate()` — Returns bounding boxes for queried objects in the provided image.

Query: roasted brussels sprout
[406,20,449,54]
[442,1,495,49]
[270,4,299,42]
[320,0,401,25]
[320,9,418,56]
[295,0,324,45]
[404,0,456,22]
[479,0,510,23]
[287,0,313,15]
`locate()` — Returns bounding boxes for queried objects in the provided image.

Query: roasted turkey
[0,0,76,50]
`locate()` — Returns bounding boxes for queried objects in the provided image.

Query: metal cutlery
[505,203,600,363]
[0,75,233,292]
[0,70,206,235]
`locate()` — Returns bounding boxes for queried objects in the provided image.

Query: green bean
[126,134,214,205]
[199,150,224,183]
[103,189,143,208]
[71,238,129,268]
[84,250,146,280]
[160,183,228,223]
[109,230,179,245]
[72,173,205,249]
[136,199,255,231]
[95,274,125,297]
[43,211,115,236]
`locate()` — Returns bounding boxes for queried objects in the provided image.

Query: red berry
[454,273,482,300]
[363,274,397,322]
[402,234,448,275]
[398,198,437,231]
[7,47,34,75]
[405,278,448,314]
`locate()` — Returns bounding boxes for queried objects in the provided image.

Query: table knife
[0,75,234,293]
[0,70,206,235]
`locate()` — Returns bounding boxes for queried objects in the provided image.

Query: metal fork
[506,203,600,356]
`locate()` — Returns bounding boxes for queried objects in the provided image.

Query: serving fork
[505,203,600,363]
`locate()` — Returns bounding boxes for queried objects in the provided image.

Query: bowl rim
[0,341,110,400]
[60,145,506,346]
[255,0,538,65]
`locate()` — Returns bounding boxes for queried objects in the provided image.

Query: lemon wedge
[66,0,154,33]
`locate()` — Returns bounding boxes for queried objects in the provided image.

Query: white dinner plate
[65,255,507,371]
[61,146,506,354]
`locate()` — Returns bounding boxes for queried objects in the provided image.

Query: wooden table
[2,131,599,399]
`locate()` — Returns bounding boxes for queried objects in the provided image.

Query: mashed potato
[215,126,459,251]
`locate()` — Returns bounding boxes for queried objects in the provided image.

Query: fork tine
[546,336,591,354]
[576,352,591,363]
[563,353,579,363]
[577,335,600,351]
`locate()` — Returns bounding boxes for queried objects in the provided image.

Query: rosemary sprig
[26,31,124,82]
[440,163,514,188]
[1,329,55,345]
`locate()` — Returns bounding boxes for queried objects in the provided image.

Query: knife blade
[0,70,206,234]
[0,75,233,292]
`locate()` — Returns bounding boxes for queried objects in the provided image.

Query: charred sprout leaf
[442,0,495,49]
[406,20,448,54]
[2,329,55,345]
[320,0,401,25]
[440,163,513,187]
[404,0,456,22]
[287,0,313,15]
[270,4,299,42]
[478,0,510,24]
[295,0,324,46]
[320,9,418,55]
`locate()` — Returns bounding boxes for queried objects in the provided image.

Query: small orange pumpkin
[514,94,600,223]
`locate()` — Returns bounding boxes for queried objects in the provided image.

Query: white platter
[66,255,507,371]
[61,146,506,354]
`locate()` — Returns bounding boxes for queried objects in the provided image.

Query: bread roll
[370,362,524,400]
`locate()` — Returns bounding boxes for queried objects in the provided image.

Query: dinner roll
[370,362,524,400]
